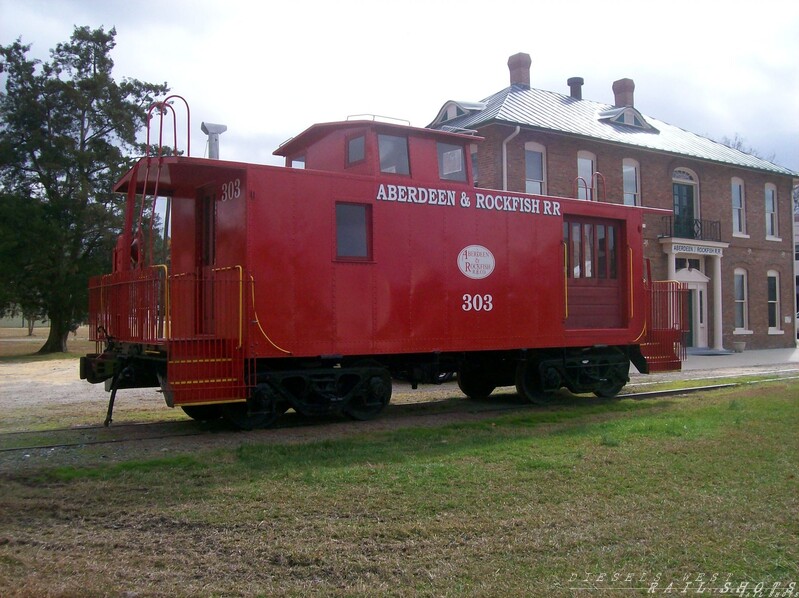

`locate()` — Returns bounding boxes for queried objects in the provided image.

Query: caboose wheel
[592,359,629,399]
[514,360,555,405]
[222,384,287,430]
[457,366,496,400]
[344,365,392,421]
[181,404,223,422]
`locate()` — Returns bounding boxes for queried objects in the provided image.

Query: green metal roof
[430,85,797,177]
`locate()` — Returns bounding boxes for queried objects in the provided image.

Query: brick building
[429,53,798,351]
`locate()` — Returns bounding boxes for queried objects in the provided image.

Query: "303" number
[221,178,241,201]
[462,294,494,312]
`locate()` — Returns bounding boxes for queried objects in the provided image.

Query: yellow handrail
[562,241,569,319]
[152,264,170,339]
[628,246,634,320]
[250,275,292,355]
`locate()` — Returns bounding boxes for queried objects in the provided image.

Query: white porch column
[667,250,676,280]
[712,255,723,350]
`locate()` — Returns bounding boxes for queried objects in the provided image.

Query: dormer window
[618,110,645,127]
[429,100,487,128]
[598,107,653,130]
[445,105,467,121]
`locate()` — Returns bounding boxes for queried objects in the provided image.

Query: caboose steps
[165,338,247,407]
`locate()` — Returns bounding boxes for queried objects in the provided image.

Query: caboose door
[563,217,623,328]
[196,186,216,335]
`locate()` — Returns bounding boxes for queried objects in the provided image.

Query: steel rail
[4,376,796,455]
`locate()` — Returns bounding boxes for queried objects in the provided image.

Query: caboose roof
[429,85,797,177]
[274,118,480,158]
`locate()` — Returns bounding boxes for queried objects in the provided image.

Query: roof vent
[507,53,532,89]
[201,122,227,159]
[567,77,584,100]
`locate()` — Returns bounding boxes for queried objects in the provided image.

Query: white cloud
[3,0,798,171]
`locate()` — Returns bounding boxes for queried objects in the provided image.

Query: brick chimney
[567,77,584,100]
[507,53,532,89]
[612,78,635,107]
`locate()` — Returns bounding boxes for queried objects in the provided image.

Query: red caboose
[81,104,686,428]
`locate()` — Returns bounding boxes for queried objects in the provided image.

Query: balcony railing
[660,216,721,242]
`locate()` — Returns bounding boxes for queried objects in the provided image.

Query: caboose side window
[437,142,466,181]
[347,135,365,166]
[378,134,410,175]
[336,203,372,260]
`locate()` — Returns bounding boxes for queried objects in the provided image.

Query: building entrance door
[675,268,709,348]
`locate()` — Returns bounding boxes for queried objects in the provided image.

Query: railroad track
[3,373,796,456]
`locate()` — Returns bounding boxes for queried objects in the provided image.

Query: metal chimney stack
[201,121,227,159]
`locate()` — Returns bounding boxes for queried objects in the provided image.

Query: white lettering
[376,185,561,217]
[462,294,494,312]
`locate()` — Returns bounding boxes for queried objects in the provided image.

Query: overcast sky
[2,0,798,174]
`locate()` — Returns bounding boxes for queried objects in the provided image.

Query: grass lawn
[0,381,796,596]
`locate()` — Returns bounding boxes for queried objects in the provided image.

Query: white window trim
[672,167,700,220]
[767,270,782,334]
[733,268,751,335]
[524,141,547,195]
[731,177,746,236]
[577,150,596,201]
[622,158,640,206]
[765,183,780,241]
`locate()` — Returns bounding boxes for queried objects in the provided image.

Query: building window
[765,184,779,239]
[290,156,305,169]
[734,268,749,332]
[525,142,546,194]
[437,142,466,182]
[577,151,595,200]
[347,135,365,166]
[767,270,781,333]
[470,144,479,186]
[672,168,699,239]
[731,177,747,236]
[622,158,640,206]
[336,203,372,260]
[378,134,410,175]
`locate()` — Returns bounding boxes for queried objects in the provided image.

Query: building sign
[672,244,723,256]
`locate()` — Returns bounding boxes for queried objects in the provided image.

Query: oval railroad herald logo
[457,245,495,280]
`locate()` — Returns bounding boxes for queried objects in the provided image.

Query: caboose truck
[80,98,686,429]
